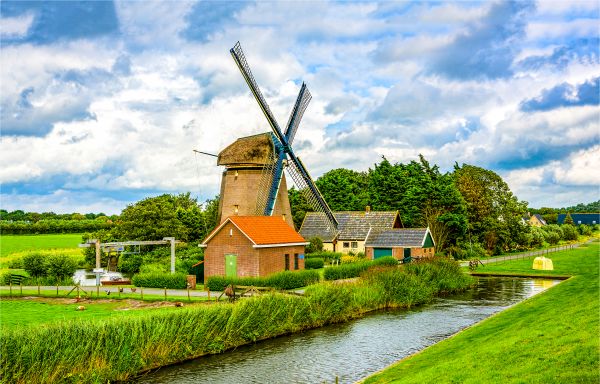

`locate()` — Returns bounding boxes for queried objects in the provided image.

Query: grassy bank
[363,240,599,384]
[0,299,198,329]
[0,258,473,383]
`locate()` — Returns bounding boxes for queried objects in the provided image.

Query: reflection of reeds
[0,258,473,383]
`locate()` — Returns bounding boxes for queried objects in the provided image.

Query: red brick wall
[205,222,306,280]
[204,222,259,280]
[258,245,305,276]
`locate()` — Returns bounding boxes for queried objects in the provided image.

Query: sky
[1,0,598,215]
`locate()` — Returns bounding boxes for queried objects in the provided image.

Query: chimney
[365,206,371,214]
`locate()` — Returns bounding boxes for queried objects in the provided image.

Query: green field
[0,234,83,268]
[0,298,194,329]
[363,240,600,383]
[0,233,82,256]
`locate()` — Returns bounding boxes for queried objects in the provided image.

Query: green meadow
[363,240,600,384]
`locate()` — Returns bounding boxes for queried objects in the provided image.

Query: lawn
[363,240,600,384]
[0,297,206,330]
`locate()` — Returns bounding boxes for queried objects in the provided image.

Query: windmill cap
[218,132,275,167]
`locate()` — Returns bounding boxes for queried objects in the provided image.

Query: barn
[200,216,308,280]
[365,228,435,261]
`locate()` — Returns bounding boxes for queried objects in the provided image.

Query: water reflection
[136,277,559,384]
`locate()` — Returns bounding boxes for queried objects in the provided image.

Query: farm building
[200,216,307,280]
[521,213,547,227]
[557,213,599,226]
[365,228,435,261]
[299,209,401,254]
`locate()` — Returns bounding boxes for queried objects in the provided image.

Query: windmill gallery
[199,43,434,280]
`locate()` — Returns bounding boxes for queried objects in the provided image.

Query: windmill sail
[230,41,338,231]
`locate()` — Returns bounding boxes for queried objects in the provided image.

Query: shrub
[118,253,144,275]
[372,256,398,266]
[132,272,188,289]
[579,224,592,236]
[323,261,372,280]
[7,257,24,269]
[22,253,47,278]
[305,251,341,264]
[305,237,324,253]
[304,258,324,269]
[46,254,77,280]
[140,263,169,274]
[561,224,579,241]
[205,269,320,291]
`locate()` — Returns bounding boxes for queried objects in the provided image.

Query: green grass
[363,240,600,384]
[0,233,83,256]
[0,298,193,329]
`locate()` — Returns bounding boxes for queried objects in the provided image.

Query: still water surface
[137,277,559,384]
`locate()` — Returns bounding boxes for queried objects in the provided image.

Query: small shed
[200,216,308,280]
[365,228,435,260]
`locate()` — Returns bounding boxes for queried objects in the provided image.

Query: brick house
[299,209,401,254]
[200,216,308,280]
[365,228,435,261]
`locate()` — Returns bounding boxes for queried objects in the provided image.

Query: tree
[23,253,47,278]
[564,212,574,225]
[114,193,203,242]
[316,168,369,211]
[288,187,313,230]
[46,255,77,281]
[453,163,528,253]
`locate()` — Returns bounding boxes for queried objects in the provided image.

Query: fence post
[118,285,121,298]
[164,287,167,301]
[141,287,144,300]
[96,285,99,298]
[20,282,22,296]
[187,287,190,301]
[38,283,40,296]
[9,280,12,297]
[56,284,59,296]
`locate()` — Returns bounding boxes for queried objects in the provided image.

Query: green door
[403,248,411,258]
[225,254,237,278]
[374,248,393,259]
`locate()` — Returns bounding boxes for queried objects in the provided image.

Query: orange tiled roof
[229,216,306,245]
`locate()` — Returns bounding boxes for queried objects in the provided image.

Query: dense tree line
[0,209,116,222]
[1,219,115,235]
[289,156,588,255]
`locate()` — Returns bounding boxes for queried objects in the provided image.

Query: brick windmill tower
[212,42,338,234]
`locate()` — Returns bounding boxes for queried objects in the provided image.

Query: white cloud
[0,12,34,39]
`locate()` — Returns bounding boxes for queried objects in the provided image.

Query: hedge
[206,269,320,291]
[323,256,399,280]
[131,272,188,289]
[304,258,324,269]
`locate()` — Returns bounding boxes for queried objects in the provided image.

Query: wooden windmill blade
[284,83,311,145]
[285,153,339,231]
[230,42,286,143]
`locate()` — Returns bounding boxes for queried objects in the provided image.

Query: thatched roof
[218,132,274,167]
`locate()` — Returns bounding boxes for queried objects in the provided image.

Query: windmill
[221,42,338,234]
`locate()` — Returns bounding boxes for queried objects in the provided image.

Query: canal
[136,276,560,384]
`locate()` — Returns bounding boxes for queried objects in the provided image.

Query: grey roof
[299,211,399,242]
[366,228,428,248]
[533,214,547,225]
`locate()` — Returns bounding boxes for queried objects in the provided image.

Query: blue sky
[1,0,598,214]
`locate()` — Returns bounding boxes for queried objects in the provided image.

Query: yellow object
[532,256,554,270]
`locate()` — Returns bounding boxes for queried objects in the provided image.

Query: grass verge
[362,240,600,384]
